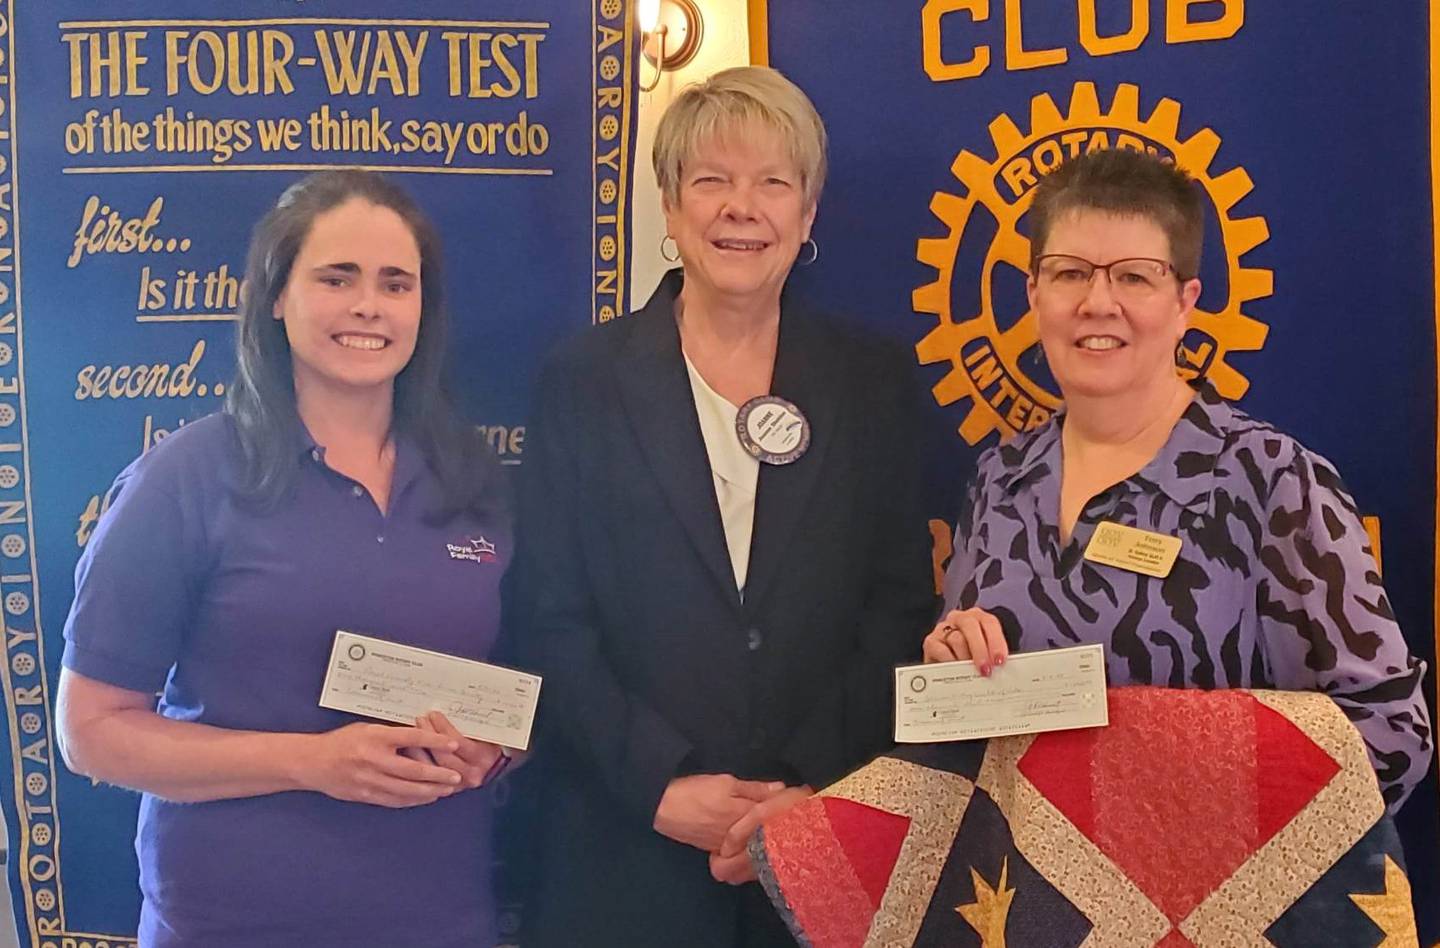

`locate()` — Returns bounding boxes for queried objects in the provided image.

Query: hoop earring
[660,235,680,263]
[797,238,818,267]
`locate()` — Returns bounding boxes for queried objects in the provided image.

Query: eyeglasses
[1034,254,1183,303]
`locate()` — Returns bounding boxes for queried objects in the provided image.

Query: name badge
[1083,521,1182,578]
[735,395,810,465]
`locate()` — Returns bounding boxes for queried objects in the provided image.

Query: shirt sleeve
[62,459,209,695]
[1255,446,1433,812]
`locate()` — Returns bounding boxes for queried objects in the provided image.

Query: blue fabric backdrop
[765,1,1440,939]
[0,1,636,945]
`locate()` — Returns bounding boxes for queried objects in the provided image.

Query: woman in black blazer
[515,66,937,947]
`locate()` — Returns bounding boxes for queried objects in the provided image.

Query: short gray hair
[653,66,827,208]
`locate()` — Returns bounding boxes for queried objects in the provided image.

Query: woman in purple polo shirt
[923,148,1431,811]
[55,171,511,946]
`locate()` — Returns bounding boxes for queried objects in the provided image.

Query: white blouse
[683,353,760,593]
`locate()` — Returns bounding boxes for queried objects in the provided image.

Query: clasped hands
[650,608,1009,885]
[653,774,813,885]
[305,710,511,809]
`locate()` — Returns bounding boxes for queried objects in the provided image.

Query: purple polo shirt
[62,413,510,948]
[942,383,1432,812]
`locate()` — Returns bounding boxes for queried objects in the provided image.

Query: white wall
[630,0,752,308]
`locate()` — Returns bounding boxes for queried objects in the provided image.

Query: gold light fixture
[638,0,703,92]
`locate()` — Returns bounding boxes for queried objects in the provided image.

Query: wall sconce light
[638,0,703,92]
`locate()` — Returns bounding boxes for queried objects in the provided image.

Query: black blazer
[514,270,936,946]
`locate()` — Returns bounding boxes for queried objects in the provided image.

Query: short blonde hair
[653,66,828,208]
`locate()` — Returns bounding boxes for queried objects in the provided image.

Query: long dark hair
[226,170,502,519]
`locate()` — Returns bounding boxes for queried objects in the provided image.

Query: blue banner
[765,1,1440,938]
[0,1,637,944]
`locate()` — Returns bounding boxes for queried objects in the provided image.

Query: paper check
[894,643,1108,743]
[319,630,542,750]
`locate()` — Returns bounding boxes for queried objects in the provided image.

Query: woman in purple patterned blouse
[922,148,1431,811]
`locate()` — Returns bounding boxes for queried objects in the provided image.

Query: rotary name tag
[1083,521,1181,578]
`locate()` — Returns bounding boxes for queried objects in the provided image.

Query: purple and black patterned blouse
[942,382,1432,811]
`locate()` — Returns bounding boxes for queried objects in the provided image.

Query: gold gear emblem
[914,82,1273,445]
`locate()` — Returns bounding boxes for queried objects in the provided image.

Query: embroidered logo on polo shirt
[447,535,498,564]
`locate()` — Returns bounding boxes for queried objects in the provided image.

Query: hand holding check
[923,606,1011,674]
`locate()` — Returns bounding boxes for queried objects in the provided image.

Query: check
[318,630,542,750]
[893,643,1108,743]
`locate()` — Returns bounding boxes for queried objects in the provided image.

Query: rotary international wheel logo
[914,82,1273,445]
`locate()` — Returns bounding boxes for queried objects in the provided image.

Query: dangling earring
[797,238,819,266]
[660,235,680,263]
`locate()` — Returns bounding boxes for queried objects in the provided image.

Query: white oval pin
[735,395,810,465]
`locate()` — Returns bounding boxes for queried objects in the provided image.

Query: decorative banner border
[0,3,71,944]
[595,0,635,324]
[1431,1,1440,851]
[747,0,769,68]
[0,2,636,944]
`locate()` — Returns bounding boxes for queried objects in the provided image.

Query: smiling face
[662,124,817,306]
[273,197,422,403]
[1029,208,1201,401]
